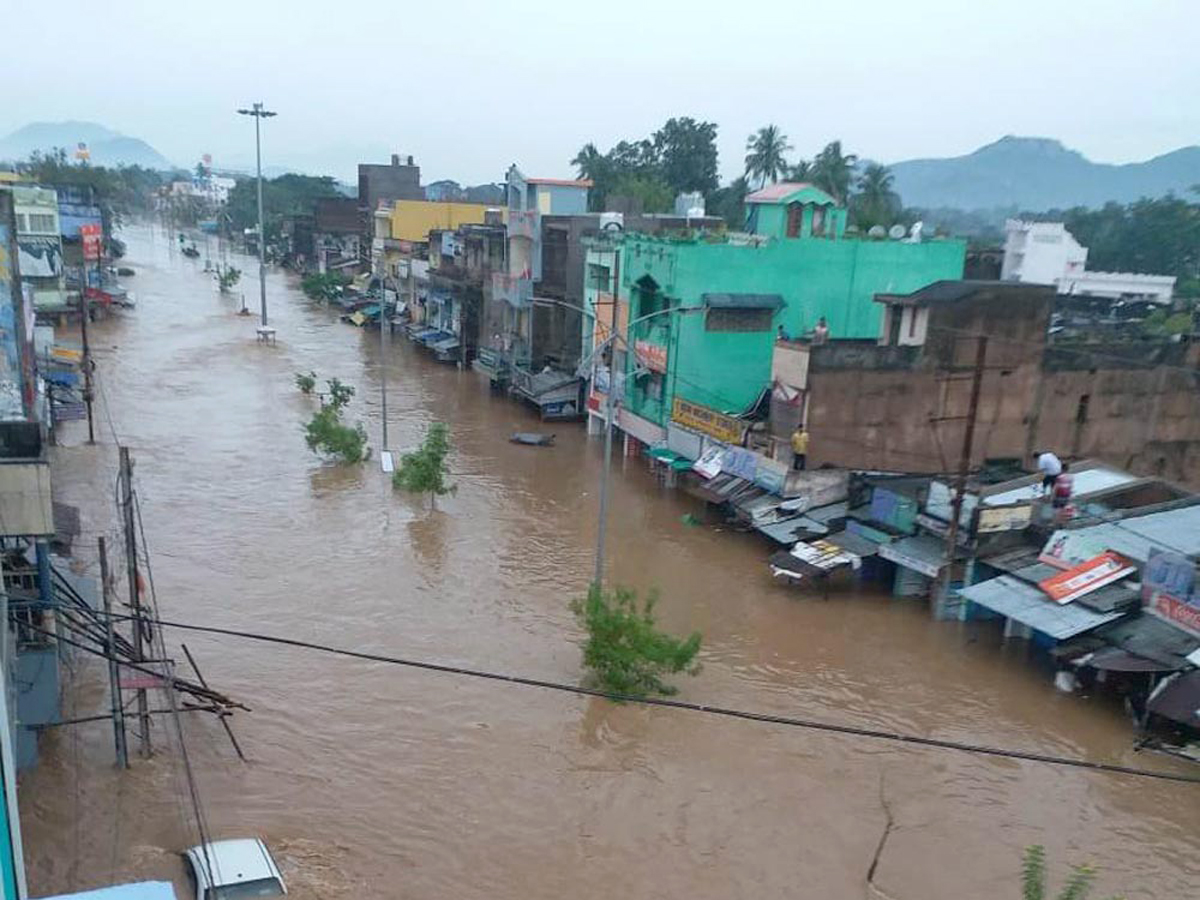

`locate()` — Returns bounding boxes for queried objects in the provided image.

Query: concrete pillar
[34,541,51,609]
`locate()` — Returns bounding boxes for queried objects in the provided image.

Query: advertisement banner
[1038,530,1109,570]
[1039,551,1135,605]
[80,223,102,262]
[671,397,747,445]
[754,457,787,495]
[692,445,725,480]
[977,503,1033,534]
[634,340,668,373]
[1142,549,1199,637]
[721,447,758,481]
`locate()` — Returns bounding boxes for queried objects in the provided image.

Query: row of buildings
[330,164,1200,753]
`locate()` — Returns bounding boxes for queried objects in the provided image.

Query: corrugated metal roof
[1098,614,1200,668]
[42,882,177,900]
[743,182,836,205]
[959,575,1126,640]
[984,466,1137,506]
[1064,504,1200,563]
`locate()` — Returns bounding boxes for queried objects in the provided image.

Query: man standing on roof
[812,316,829,344]
[791,425,809,471]
[1035,449,1063,495]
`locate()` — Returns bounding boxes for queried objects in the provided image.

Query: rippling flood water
[17,224,1200,899]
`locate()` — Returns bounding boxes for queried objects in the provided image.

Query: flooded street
[17,224,1200,899]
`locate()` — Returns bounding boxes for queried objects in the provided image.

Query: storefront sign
[977,503,1032,534]
[1038,530,1109,570]
[869,487,917,534]
[80,223,102,262]
[634,340,668,373]
[1143,549,1199,637]
[671,397,747,445]
[692,445,725,480]
[1039,551,1135,605]
[753,457,787,495]
[721,447,758,481]
[915,513,970,547]
[878,541,942,578]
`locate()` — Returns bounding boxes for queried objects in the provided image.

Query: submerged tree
[571,584,701,698]
[303,378,367,463]
[294,371,317,394]
[393,422,455,509]
[1020,845,1119,900]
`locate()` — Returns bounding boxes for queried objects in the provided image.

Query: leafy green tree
[225,173,341,248]
[811,140,858,204]
[216,265,241,293]
[325,378,354,410]
[851,163,902,230]
[744,125,792,188]
[301,272,350,302]
[571,584,701,698]
[295,371,317,394]
[1055,196,1200,283]
[610,174,674,214]
[653,117,719,196]
[393,422,455,508]
[304,406,368,463]
[708,176,749,229]
[1020,845,1119,900]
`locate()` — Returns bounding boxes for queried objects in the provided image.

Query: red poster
[1039,551,1135,605]
[81,223,102,261]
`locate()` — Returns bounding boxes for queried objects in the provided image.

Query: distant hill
[0,120,174,170]
[890,136,1200,211]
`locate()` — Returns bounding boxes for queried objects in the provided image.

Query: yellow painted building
[388,200,495,243]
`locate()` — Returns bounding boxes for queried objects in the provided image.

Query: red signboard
[1151,593,1200,636]
[1039,551,1135,605]
[634,340,668,373]
[80,223,102,261]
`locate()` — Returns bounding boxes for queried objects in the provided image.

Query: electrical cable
[85,610,1200,786]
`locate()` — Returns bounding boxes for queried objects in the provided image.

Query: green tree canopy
[653,117,719,195]
[225,172,341,245]
[850,163,902,230]
[393,422,455,508]
[744,125,792,188]
[811,140,858,204]
[572,584,701,698]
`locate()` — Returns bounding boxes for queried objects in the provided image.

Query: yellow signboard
[671,397,747,445]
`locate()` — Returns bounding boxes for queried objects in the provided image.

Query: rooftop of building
[875,279,1054,306]
[744,182,838,206]
[525,177,593,188]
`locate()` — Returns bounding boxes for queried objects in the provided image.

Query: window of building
[907,308,918,338]
[706,307,773,332]
[588,264,610,291]
[786,203,802,238]
[642,371,663,401]
[28,213,55,233]
[810,205,826,238]
[15,213,27,232]
[1076,393,1090,424]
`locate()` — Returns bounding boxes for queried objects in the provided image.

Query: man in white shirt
[1035,450,1063,494]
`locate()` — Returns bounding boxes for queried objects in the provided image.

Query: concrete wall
[389,201,492,243]
[804,291,1200,486]
[358,159,422,211]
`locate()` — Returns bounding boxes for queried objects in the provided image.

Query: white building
[1002,219,1175,303]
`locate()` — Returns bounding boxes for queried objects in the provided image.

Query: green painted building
[588,183,965,435]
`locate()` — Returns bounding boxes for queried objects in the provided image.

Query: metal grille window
[28,213,56,233]
[705,307,773,332]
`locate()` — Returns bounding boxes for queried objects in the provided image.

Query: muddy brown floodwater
[16,224,1200,899]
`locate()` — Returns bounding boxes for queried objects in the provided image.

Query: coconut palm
[788,159,814,182]
[744,125,792,188]
[810,140,858,203]
[851,162,902,229]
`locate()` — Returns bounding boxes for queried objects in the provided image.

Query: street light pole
[237,102,276,328]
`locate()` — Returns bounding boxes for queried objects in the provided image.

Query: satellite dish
[906,221,924,243]
[868,225,887,239]
[888,224,906,240]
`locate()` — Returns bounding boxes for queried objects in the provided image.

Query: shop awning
[430,336,460,353]
[1095,614,1200,670]
[878,535,948,579]
[701,292,785,311]
[769,537,862,580]
[825,529,883,558]
[1147,670,1200,726]
[958,576,1126,640]
[42,883,177,900]
[1071,646,1180,673]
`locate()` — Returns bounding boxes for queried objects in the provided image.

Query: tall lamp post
[237,102,276,327]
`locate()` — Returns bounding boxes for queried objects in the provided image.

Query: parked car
[183,838,287,899]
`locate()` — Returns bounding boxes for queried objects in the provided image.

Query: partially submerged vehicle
[183,838,287,899]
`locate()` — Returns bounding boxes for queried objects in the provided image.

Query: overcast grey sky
[2,0,1196,184]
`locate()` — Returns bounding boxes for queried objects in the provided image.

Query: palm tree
[851,162,901,229]
[571,143,605,182]
[789,159,814,182]
[810,140,858,204]
[744,125,792,188]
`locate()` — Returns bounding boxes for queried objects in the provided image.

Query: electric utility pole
[593,248,621,586]
[120,446,151,757]
[99,536,128,768]
[939,335,988,603]
[237,102,277,328]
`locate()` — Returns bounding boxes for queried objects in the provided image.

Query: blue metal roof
[959,575,1126,640]
[1062,504,1200,563]
[40,881,177,900]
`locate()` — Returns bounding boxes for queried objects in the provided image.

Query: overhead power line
[84,610,1200,786]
